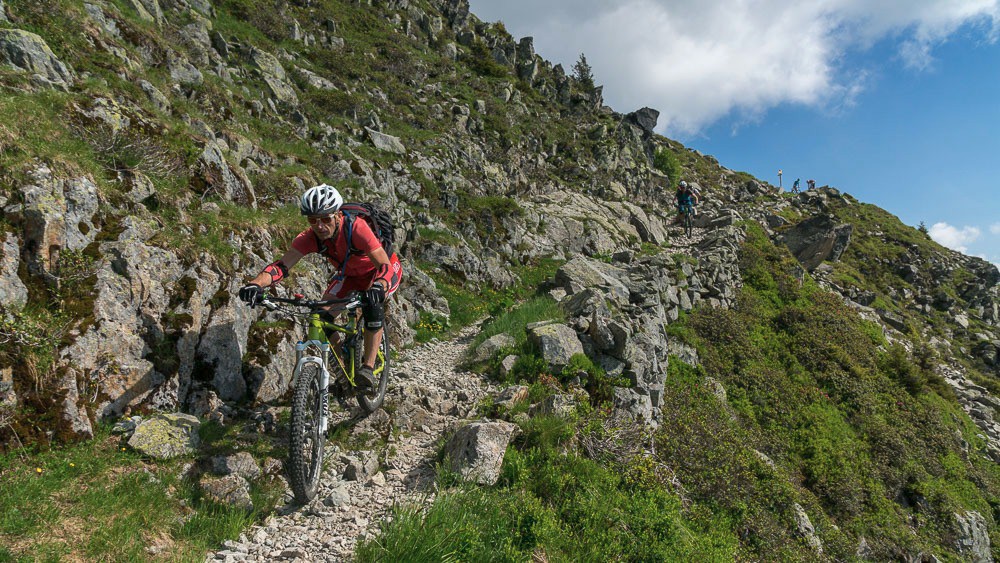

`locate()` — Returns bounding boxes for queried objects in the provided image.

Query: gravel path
[208,324,498,562]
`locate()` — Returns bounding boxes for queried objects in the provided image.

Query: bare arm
[367,247,391,289]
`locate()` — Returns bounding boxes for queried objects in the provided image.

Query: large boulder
[365,127,406,154]
[167,55,203,87]
[954,511,991,562]
[472,333,515,362]
[444,422,519,485]
[211,452,261,480]
[127,413,201,459]
[626,107,659,133]
[777,214,853,271]
[528,322,584,371]
[0,29,75,89]
[554,256,629,301]
[200,474,253,511]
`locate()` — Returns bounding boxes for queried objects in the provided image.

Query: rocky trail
[207,324,499,562]
[206,222,714,562]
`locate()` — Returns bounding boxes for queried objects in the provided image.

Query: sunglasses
[307,215,336,225]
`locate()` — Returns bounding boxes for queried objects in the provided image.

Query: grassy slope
[361,226,1000,561]
[2,0,998,559]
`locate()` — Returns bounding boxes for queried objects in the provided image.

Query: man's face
[307,213,337,240]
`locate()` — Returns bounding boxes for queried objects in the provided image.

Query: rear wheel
[288,361,325,504]
[356,320,390,413]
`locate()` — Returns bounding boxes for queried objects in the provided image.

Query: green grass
[471,296,564,351]
[658,224,1000,560]
[0,425,283,561]
[356,417,737,562]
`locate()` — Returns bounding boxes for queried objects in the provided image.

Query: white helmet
[300,184,343,215]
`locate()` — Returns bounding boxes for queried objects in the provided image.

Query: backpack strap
[330,212,356,282]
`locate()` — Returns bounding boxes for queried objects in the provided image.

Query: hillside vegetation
[1,0,999,560]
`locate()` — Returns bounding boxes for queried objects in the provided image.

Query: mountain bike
[254,292,390,503]
[680,203,694,237]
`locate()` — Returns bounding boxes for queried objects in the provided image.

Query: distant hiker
[675,180,699,222]
[807,179,815,190]
[792,178,800,193]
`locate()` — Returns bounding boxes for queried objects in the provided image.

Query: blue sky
[468,1,1000,265]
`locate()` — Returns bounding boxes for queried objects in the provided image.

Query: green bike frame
[296,312,386,389]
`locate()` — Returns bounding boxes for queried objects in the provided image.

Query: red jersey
[291,214,382,279]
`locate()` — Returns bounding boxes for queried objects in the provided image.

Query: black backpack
[328,202,396,282]
[341,202,395,256]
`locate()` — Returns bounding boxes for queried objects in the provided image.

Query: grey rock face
[196,280,255,401]
[168,55,203,87]
[84,3,121,37]
[263,74,298,105]
[528,322,584,370]
[0,0,8,23]
[613,387,653,423]
[777,214,853,271]
[127,413,201,459]
[954,511,992,562]
[58,370,94,440]
[0,234,27,309]
[249,47,287,80]
[444,421,518,485]
[0,29,75,89]
[16,165,100,274]
[124,0,164,27]
[194,140,256,206]
[138,80,171,111]
[555,257,630,301]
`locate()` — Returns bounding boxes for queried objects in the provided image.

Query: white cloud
[469,0,1000,135]
[991,223,1000,235]
[928,222,982,252]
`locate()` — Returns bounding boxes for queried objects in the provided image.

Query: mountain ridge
[1,0,999,560]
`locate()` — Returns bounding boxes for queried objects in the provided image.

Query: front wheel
[356,319,390,414]
[684,209,693,237]
[287,361,326,504]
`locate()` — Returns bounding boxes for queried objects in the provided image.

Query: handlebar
[257,293,362,312]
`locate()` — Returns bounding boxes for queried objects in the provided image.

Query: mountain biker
[674,180,699,223]
[238,184,403,389]
[792,178,800,193]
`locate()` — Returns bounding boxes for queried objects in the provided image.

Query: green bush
[653,147,681,185]
[466,39,509,78]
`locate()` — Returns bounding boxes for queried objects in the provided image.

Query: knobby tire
[288,361,325,504]
[356,319,390,413]
[684,209,693,237]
